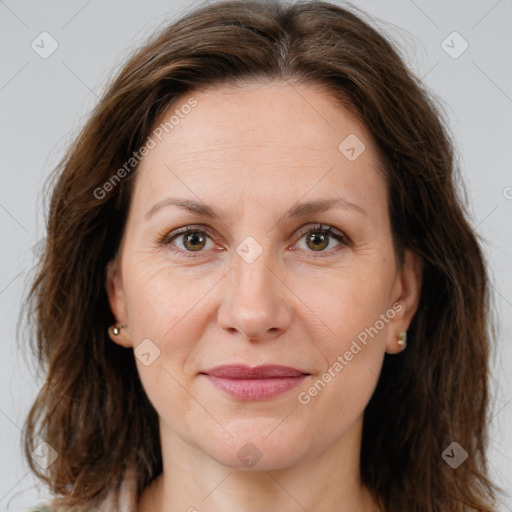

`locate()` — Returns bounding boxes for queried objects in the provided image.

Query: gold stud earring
[397,330,407,349]
[111,323,127,336]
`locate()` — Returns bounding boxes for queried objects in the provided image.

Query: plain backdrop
[1,0,511,510]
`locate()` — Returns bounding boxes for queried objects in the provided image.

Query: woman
[23,0,500,510]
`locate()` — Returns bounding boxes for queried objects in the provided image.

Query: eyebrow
[145,196,366,221]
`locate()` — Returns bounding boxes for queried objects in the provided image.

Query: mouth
[199,364,310,401]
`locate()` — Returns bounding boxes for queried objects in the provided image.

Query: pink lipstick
[201,364,309,400]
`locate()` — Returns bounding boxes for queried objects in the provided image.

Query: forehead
[151,81,375,156]
[133,81,387,218]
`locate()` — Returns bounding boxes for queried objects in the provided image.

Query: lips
[200,365,310,400]
[203,364,308,378]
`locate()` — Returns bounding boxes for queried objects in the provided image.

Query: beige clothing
[28,466,139,512]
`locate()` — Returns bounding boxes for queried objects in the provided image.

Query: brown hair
[21,1,501,510]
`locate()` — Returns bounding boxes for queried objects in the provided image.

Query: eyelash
[157,223,351,259]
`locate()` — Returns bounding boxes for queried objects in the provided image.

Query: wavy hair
[21,1,500,510]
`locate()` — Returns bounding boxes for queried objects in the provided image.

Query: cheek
[122,254,209,334]
[291,265,392,410]
[122,256,220,392]
[292,263,394,347]
[134,356,199,445]
[296,334,384,446]
[309,365,380,443]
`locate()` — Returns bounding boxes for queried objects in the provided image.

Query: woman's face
[107,81,422,471]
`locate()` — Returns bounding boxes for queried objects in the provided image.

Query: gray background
[1,0,511,510]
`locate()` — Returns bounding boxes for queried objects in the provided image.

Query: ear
[105,258,132,348]
[385,249,424,354]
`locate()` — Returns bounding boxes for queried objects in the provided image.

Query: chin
[197,426,310,471]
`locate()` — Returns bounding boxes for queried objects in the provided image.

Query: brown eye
[180,231,207,251]
[305,231,330,251]
[294,224,349,255]
[161,226,217,257]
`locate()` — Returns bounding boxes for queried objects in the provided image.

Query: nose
[217,251,292,342]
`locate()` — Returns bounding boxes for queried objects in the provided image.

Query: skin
[106,81,423,512]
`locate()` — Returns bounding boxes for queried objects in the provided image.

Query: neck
[138,415,382,512]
